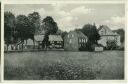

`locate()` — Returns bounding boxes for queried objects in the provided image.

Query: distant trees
[41,16,58,49]
[4,12,16,44]
[81,24,100,44]
[42,16,58,35]
[15,15,34,41]
[28,12,41,35]
[4,11,42,45]
[4,11,60,50]
[79,23,100,51]
[113,29,125,43]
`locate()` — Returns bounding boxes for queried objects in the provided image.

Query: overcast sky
[5,4,125,32]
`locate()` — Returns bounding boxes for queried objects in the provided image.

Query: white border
[1,0,127,83]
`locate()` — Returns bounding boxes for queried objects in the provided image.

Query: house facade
[98,25,121,47]
[34,34,45,49]
[64,31,88,51]
[48,35,63,49]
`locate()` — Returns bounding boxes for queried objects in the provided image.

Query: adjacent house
[48,35,63,49]
[23,39,38,50]
[34,34,45,49]
[64,31,88,51]
[98,25,121,47]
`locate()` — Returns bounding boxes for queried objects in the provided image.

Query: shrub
[106,40,118,50]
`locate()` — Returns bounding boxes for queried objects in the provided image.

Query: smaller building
[64,31,88,51]
[34,35,45,49]
[24,39,38,50]
[48,35,63,49]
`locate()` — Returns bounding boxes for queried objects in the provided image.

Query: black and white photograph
[4,3,125,80]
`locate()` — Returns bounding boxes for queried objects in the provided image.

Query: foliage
[28,12,41,34]
[41,16,58,48]
[61,31,68,40]
[4,12,16,44]
[42,16,58,35]
[77,24,100,51]
[106,40,118,50]
[15,15,35,41]
[81,24,100,44]
[113,29,125,43]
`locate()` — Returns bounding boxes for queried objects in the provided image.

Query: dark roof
[75,31,88,38]
[49,35,63,41]
[68,30,88,39]
[34,35,45,41]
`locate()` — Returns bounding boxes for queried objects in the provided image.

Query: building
[23,39,38,50]
[64,31,88,51]
[98,25,121,47]
[34,34,45,49]
[48,35,63,49]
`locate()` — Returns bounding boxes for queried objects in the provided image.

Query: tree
[4,12,16,45]
[28,12,41,34]
[80,23,100,51]
[81,23,100,44]
[61,31,68,40]
[106,40,118,50]
[113,29,125,43]
[41,16,58,49]
[15,15,34,41]
[42,16,58,35]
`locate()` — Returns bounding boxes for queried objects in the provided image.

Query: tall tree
[41,16,58,49]
[15,15,34,41]
[81,23,100,44]
[42,16,58,35]
[28,12,41,34]
[113,29,125,43]
[4,12,16,44]
[80,23,100,50]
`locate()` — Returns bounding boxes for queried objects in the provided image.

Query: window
[83,39,85,43]
[69,39,72,43]
[82,39,84,42]
[79,39,81,42]
[101,31,104,35]
[72,34,74,37]
[68,35,70,38]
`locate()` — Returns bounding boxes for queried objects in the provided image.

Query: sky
[4,4,125,32]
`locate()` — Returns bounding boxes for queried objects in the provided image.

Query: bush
[105,40,118,50]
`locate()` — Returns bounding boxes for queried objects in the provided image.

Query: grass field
[4,51,124,80]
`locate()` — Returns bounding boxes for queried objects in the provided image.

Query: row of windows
[68,39,87,44]
[68,34,74,38]
[79,39,87,43]
[79,43,86,47]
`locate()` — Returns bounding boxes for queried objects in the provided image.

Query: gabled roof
[68,30,88,39]
[49,35,63,41]
[98,25,119,36]
[75,31,88,39]
[34,35,45,41]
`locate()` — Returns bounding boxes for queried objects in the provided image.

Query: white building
[98,25,121,47]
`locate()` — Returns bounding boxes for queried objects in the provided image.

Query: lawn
[4,51,124,80]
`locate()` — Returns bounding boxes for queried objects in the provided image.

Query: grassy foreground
[4,51,124,80]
